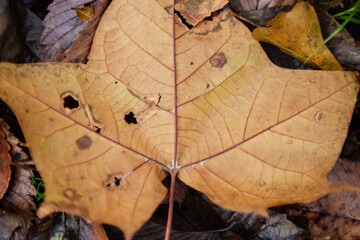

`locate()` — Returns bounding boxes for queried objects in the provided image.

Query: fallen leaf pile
[0,0,359,239]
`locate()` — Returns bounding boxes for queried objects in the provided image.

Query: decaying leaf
[175,0,229,26]
[252,2,343,70]
[41,0,108,62]
[317,10,360,72]
[306,158,360,220]
[0,0,359,239]
[0,167,36,215]
[286,208,360,239]
[230,0,300,12]
[0,129,11,199]
[229,0,302,27]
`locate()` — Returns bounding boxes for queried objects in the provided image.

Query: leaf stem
[165,169,177,240]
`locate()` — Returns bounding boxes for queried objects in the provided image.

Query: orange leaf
[0,0,358,239]
[252,2,343,70]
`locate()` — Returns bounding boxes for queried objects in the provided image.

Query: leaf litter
[0,0,358,240]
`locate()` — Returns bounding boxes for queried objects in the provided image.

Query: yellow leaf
[0,0,358,239]
[71,6,95,22]
[252,2,343,70]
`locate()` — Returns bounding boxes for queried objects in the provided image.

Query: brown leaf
[317,10,360,72]
[0,0,359,239]
[287,209,360,240]
[40,0,108,63]
[0,167,36,215]
[305,158,360,220]
[0,119,29,163]
[230,0,300,12]
[0,130,11,199]
[175,0,229,26]
[252,2,343,70]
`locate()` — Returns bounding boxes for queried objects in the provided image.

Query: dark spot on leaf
[210,53,227,68]
[63,95,79,109]
[49,118,54,122]
[95,126,101,134]
[76,135,92,150]
[206,83,210,89]
[80,176,85,180]
[122,151,126,154]
[114,177,121,186]
[115,81,118,84]
[190,62,194,65]
[125,112,137,124]
[25,109,29,113]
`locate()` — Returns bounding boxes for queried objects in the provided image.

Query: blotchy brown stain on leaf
[175,0,228,26]
[63,188,82,201]
[76,135,92,150]
[192,21,222,35]
[210,52,227,68]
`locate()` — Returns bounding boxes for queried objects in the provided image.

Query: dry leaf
[252,2,343,70]
[0,167,36,215]
[286,209,360,240]
[317,10,360,72]
[41,0,108,62]
[175,0,229,26]
[72,6,95,22]
[0,130,11,199]
[0,0,359,239]
[306,158,360,220]
[230,0,300,11]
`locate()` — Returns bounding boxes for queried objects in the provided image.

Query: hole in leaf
[63,95,79,109]
[95,126,101,134]
[114,177,121,186]
[174,10,193,29]
[125,112,137,124]
[115,81,118,85]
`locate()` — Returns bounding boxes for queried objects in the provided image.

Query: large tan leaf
[0,0,358,239]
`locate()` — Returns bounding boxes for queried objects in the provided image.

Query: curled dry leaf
[252,2,343,70]
[0,129,11,199]
[175,0,229,26]
[0,0,359,239]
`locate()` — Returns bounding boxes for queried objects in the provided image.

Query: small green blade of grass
[29,171,45,204]
[335,15,360,24]
[304,0,360,65]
